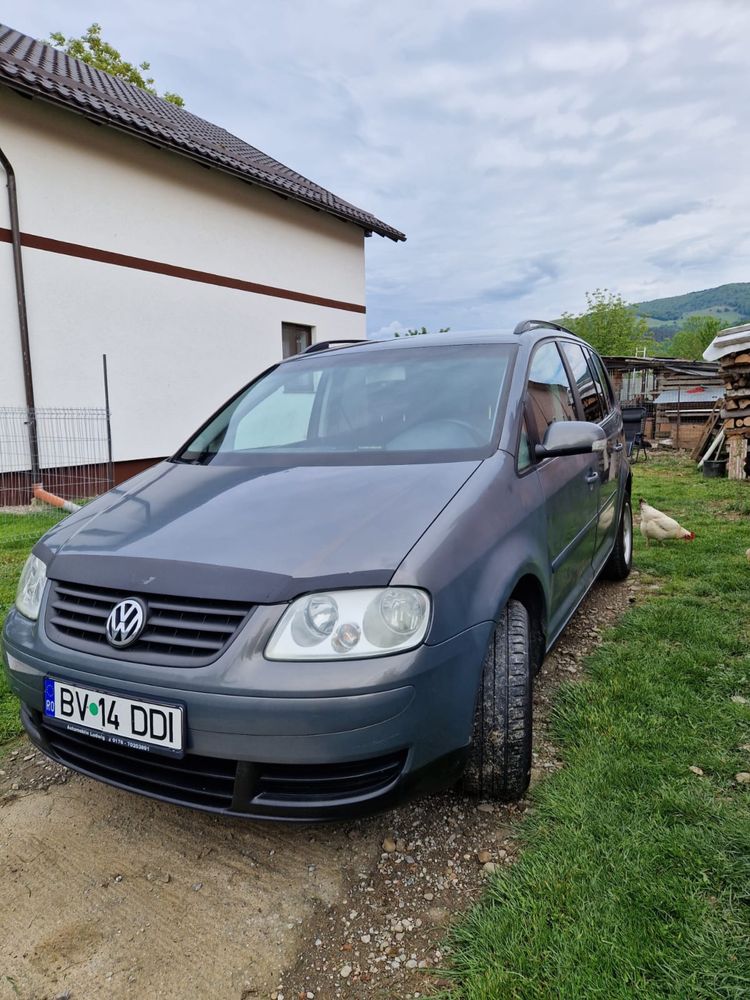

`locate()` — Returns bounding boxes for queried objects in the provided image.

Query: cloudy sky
[4,0,749,335]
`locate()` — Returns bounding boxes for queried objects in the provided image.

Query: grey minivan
[3,321,632,820]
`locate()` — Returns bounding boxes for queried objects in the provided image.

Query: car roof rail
[513,319,575,336]
[302,339,370,355]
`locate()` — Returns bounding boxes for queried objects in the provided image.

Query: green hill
[634,282,750,341]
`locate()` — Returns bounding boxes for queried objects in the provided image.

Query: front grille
[43,724,237,810]
[45,580,253,666]
[255,751,407,803]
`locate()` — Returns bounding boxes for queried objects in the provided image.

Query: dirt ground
[0,578,637,1000]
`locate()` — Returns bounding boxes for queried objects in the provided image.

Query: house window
[282,323,313,358]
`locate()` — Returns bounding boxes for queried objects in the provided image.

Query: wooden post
[727,435,748,480]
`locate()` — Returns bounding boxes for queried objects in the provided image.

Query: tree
[48,23,185,107]
[560,289,655,357]
[395,326,450,337]
[668,315,723,360]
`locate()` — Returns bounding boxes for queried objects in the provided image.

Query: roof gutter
[0,144,40,481]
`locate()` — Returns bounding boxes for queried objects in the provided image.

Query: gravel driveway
[0,578,635,1000]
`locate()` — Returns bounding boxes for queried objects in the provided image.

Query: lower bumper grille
[43,724,237,809]
[33,713,407,817]
[255,753,407,803]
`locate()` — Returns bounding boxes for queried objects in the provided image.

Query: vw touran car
[3,322,632,819]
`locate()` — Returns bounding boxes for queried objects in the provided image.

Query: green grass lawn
[445,455,750,999]
[0,512,62,746]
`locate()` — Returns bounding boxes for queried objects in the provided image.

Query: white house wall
[0,88,367,465]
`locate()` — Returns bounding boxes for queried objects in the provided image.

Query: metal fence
[0,406,114,555]
[0,406,113,501]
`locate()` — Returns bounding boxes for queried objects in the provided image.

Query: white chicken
[639,499,695,544]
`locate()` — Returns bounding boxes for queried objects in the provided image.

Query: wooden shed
[603,356,722,448]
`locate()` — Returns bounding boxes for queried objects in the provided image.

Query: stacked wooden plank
[690,399,721,461]
[719,351,750,479]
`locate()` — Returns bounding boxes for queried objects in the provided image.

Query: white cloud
[638,1,750,52]
[529,37,631,74]
[368,320,408,339]
[4,0,750,334]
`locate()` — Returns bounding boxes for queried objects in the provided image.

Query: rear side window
[587,350,615,412]
[560,342,606,423]
[526,341,576,440]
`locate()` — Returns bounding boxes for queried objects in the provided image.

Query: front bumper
[19,703,469,821]
[3,606,491,821]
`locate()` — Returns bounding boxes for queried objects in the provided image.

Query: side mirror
[535,421,606,459]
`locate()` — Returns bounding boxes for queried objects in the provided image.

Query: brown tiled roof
[0,25,405,242]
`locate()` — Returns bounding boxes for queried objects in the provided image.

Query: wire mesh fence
[0,406,114,556]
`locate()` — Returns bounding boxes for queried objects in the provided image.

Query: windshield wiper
[175,446,216,465]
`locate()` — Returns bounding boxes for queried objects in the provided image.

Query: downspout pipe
[0,145,40,483]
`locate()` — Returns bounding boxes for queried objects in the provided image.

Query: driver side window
[560,342,606,424]
[526,342,576,444]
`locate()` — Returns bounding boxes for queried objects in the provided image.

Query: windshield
[175,344,513,465]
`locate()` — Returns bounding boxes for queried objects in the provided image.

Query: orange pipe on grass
[32,483,81,514]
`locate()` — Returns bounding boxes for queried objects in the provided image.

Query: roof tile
[0,24,405,242]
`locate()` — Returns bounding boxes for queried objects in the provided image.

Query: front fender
[391,451,550,646]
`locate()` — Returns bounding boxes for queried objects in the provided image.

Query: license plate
[43,677,184,756]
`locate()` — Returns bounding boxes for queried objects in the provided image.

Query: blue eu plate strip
[44,677,56,718]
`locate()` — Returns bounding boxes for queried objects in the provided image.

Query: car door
[524,340,599,640]
[559,342,623,573]
[587,348,625,565]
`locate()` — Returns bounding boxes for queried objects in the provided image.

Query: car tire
[462,599,532,801]
[602,496,633,581]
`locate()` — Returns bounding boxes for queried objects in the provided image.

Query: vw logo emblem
[106,598,147,648]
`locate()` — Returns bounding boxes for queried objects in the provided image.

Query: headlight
[15,554,48,621]
[265,588,431,660]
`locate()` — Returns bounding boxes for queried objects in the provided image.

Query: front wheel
[602,496,633,581]
[462,599,533,801]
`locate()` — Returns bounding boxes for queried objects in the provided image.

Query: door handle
[585,471,599,484]
[613,442,624,452]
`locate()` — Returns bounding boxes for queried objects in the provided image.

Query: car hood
[38,459,480,603]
